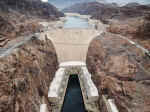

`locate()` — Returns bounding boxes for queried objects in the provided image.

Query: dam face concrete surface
[40,15,102,112]
[40,15,119,112]
[44,29,101,63]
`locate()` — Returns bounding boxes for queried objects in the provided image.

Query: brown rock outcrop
[137,13,150,39]
[87,32,150,112]
[0,0,64,19]
[0,0,64,47]
[0,14,42,39]
[64,1,150,51]
[63,2,150,23]
[108,13,150,50]
[0,37,58,112]
[108,20,138,36]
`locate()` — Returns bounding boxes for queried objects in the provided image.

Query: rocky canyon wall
[86,32,150,112]
[0,0,64,48]
[63,2,150,51]
[0,36,58,112]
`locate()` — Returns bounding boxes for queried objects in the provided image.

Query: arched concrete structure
[39,28,123,112]
[41,29,102,64]
[39,28,103,112]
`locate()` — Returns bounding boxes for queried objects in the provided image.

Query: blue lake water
[63,16,89,29]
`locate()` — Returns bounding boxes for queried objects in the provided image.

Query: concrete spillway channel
[40,61,120,112]
[48,61,99,112]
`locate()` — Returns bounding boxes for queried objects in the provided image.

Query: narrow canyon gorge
[0,0,150,112]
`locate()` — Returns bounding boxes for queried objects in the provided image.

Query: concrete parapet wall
[44,29,101,63]
[100,95,119,112]
[48,61,99,112]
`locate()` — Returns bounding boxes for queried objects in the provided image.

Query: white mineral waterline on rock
[82,67,99,98]
[40,104,47,112]
[108,99,119,112]
[59,61,86,67]
[48,68,65,98]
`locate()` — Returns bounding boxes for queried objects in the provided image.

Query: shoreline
[62,13,107,30]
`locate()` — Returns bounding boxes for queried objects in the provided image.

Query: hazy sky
[41,0,48,2]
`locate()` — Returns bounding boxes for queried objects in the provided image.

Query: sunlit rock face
[63,2,150,22]
[87,32,150,112]
[0,0,64,19]
[0,37,58,112]
[0,0,64,48]
[107,13,150,51]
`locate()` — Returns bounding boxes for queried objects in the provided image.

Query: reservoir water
[61,75,87,112]
[63,16,89,29]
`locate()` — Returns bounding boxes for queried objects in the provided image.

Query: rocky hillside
[0,1,63,111]
[137,13,150,40]
[0,0,64,47]
[87,32,150,112]
[108,13,150,50]
[63,2,150,22]
[64,2,150,50]
[0,35,58,112]
[64,2,150,112]
[49,0,99,9]
[0,0,64,19]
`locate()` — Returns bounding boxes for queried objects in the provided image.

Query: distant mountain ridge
[0,0,64,47]
[0,0,64,19]
[49,0,150,9]
[48,0,103,9]
[63,2,150,21]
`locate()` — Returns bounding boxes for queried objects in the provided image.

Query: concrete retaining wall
[48,61,99,112]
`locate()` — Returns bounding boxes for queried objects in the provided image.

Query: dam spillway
[42,15,100,112]
[61,75,87,112]
[48,61,99,112]
[40,15,119,112]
